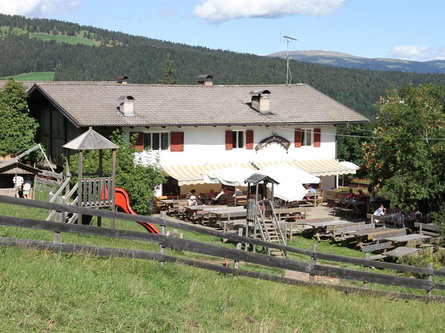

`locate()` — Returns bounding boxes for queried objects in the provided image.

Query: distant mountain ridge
[269,50,445,74]
[1,13,445,121]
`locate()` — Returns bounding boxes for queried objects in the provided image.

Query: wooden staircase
[254,200,287,257]
[46,177,80,224]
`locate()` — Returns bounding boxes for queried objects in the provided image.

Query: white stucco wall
[127,125,337,166]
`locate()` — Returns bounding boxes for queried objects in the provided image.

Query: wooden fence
[0,195,444,303]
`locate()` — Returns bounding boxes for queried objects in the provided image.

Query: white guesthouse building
[28,77,369,196]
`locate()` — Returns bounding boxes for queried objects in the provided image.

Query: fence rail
[0,195,444,302]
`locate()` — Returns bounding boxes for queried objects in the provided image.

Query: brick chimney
[116,75,128,84]
[250,89,271,114]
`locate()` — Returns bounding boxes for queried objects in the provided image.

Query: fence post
[53,196,64,243]
[309,244,317,284]
[427,262,434,297]
[364,253,370,290]
[159,211,166,267]
[234,228,243,273]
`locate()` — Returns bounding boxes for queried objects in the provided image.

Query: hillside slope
[1,14,445,119]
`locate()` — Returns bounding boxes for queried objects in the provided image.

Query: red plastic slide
[114,187,159,234]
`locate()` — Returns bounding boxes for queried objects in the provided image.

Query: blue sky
[1,0,444,61]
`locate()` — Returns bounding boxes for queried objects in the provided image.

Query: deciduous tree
[0,78,38,157]
[362,84,445,213]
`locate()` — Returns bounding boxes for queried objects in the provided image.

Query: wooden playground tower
[245,173,287,256]
[49,128,119,227]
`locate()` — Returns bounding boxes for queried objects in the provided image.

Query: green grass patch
[2,72,55,81]
[30,33,100,46]
[1,191,445,330]
[1,246,445,332]
[0,26,27,35]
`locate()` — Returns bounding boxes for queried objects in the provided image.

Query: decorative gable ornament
[255,134,290,153]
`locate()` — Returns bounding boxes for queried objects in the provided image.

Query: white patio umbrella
[260,163,319,202]
[269,182,308,202]
[259,163,320,184]
[204,165,254,186]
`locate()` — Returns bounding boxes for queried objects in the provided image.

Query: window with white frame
[301,129,313,146]
[144,132,169,150]
[232,130,245,149]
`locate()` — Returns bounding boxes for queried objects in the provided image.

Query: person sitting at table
[373,204,386,216]
[306,185,316,200]
[233,188,243,197]
[196,193,205,205]
[187,195,198,206]
[356,189,366,204]
[346,188,355,200]
[213,188,227,204]
[408,206,422,220]
[391,205,405,228]
[186,189,196,199]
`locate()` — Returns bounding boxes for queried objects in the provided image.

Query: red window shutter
[246,130,254,149]
[314,128,321,147]
[170,132,184,152]
[225,131,233,150]
[131,132,144,152]
[294,129,302,148]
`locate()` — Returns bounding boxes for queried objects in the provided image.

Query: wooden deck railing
[0,195,444,303]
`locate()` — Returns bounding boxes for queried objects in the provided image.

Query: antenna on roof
[283,35,297,86]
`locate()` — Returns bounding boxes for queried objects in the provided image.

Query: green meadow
[0,194,444,332]
[2,72,55,81]
[30,33,100,46]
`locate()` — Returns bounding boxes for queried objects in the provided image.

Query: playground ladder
[255,200,287,257]
[46,179,79,224]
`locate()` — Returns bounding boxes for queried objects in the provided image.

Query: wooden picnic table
[206,207,247,229]
[161,199,188,217]
[300,219,355,241]
[334,199,365,217]
[183,205,229,222]
[274,207,310,220]
[349,227,406,241]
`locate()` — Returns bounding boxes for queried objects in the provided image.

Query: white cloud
[388,45,445,61]
[0,0,80,17]
[193,0,348,22]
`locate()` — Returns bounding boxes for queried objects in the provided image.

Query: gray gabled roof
[0,158,41,175]
[30,82,369,127]
[244,173,279,185]
[63,128,118,150]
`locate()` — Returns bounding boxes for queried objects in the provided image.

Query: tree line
[1,14,445,121]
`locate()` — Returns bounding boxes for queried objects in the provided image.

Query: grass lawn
[30,33,100,46]
[1,246,444,332]
[1,193,445,331]
[2,72,55,81]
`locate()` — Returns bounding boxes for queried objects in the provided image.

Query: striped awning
[162,162,256,186]
[252,159,357,177]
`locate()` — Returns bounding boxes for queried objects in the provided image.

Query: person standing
[13,174,24,197]
[23,180,32,199]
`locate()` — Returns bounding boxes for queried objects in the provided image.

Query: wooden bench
[414,222,440,238]
[361,241,393,253]
[333,207,354,217]
[326,190,347,207]
[328,222,369,241]
[384,234,431,247]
